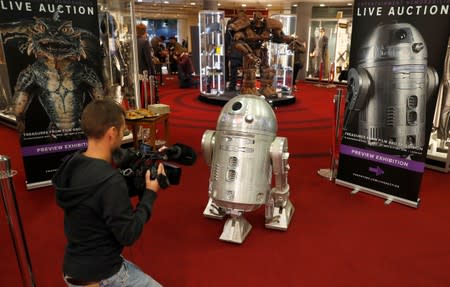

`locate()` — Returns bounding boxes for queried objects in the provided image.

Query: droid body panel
[345,23,439,148]
[202,95,294,244]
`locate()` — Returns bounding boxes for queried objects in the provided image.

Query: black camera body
[113,143,196,197]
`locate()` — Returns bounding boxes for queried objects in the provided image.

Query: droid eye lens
[396,29,407,40]
[232,102,242,111]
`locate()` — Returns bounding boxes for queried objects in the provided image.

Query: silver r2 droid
[345,22,439,149]
[201,95,294,244]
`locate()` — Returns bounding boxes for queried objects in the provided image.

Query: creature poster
[335,0,450,206]
[0,0,102,187]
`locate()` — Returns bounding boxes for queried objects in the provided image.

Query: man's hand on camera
[145,163,166,193]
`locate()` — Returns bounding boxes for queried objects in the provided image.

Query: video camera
[113,143,196,197]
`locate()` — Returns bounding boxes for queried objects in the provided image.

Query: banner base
[335,179,420,208]
[317,168,335,181]
[26,180,52,190]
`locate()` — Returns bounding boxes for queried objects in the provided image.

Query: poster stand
[335,179,420,208]
[318,88,344,181]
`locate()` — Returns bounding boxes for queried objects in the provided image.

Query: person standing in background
[136,23,155,75]
[167,36,183,75]
[151,35,167,85]
[293,39,306,85]
[136,24,159,105]
[317,27,329,79]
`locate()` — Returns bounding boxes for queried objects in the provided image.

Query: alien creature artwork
[0,13,103,136]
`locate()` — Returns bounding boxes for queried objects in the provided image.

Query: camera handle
[150,162,170,189]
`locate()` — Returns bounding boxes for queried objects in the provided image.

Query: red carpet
[1,77,450,286]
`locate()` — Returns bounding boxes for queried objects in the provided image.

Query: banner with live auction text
[336,0,450,206]
[0,0,102,188]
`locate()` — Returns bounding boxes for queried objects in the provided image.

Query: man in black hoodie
[53,99,164,286]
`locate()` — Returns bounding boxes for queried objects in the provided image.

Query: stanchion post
[318,88,344,181]
[143,70,149,108]
[149,75,155,106]
[0,155,36,287]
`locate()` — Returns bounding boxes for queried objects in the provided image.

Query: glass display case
[306,20,336,81]
[268,14,296,95]
[198,11,226,96]
[334,18,352,82]
[305,18,352,82]
[98,0,140,108]
[426,38,450,173]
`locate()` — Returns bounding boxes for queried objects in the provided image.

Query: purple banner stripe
[21,140,87,157]
[340,144,424,173]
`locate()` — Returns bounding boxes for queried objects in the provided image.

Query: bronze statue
[228,12,304,97]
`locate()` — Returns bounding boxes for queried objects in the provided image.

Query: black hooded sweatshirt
[53,150,157,281]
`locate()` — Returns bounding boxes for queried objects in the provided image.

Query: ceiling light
[163,1,169,4]
[242,3,246,7]
[320,4,326,7]
[190,2,196,5]
[347,3,352,5]
[293,4,298,7]
[218,3,221,6]
[267,4,272,7]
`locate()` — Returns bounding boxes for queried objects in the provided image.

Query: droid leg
[265,194,295,231]
[203,198,226,220]
[266,137,295,230]
[219,210,252,244]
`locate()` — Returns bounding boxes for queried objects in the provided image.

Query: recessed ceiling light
[242,4,246,7]
[320,4,326,7]
[347,3,352,5]
[163,1,169,4]
[218,3,221,6]
[293,4,298,7]
[267,4,272,7]
[190,2,196,5]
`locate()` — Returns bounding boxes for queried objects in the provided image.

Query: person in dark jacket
[136,23,159,106]
[136,23,155,75]
[53,99,165,287]
[293,39,306,85]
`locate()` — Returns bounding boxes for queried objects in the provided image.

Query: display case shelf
[198,11,225,97]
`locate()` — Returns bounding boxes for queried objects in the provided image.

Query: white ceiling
[134,0,353,18]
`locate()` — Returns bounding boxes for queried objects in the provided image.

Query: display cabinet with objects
[198,10,226,97]
[305,7,352,83]
[268,14,296,96]
[98,0,140,109]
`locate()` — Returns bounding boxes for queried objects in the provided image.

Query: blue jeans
[64,259,162,287]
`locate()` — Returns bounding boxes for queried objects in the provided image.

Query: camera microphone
[164,143,197,166]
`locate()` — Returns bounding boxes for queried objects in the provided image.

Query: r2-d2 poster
[336,0,450,205]
[0,0,103,187]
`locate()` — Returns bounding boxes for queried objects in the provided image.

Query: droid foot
[265,199,295,231]
[219,216,252,244]
[203,198,226,220]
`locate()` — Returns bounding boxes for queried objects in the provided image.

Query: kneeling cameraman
[53,99,165,287]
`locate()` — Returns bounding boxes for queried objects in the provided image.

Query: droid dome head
[216,94,277,136]
[358,22,427,65]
